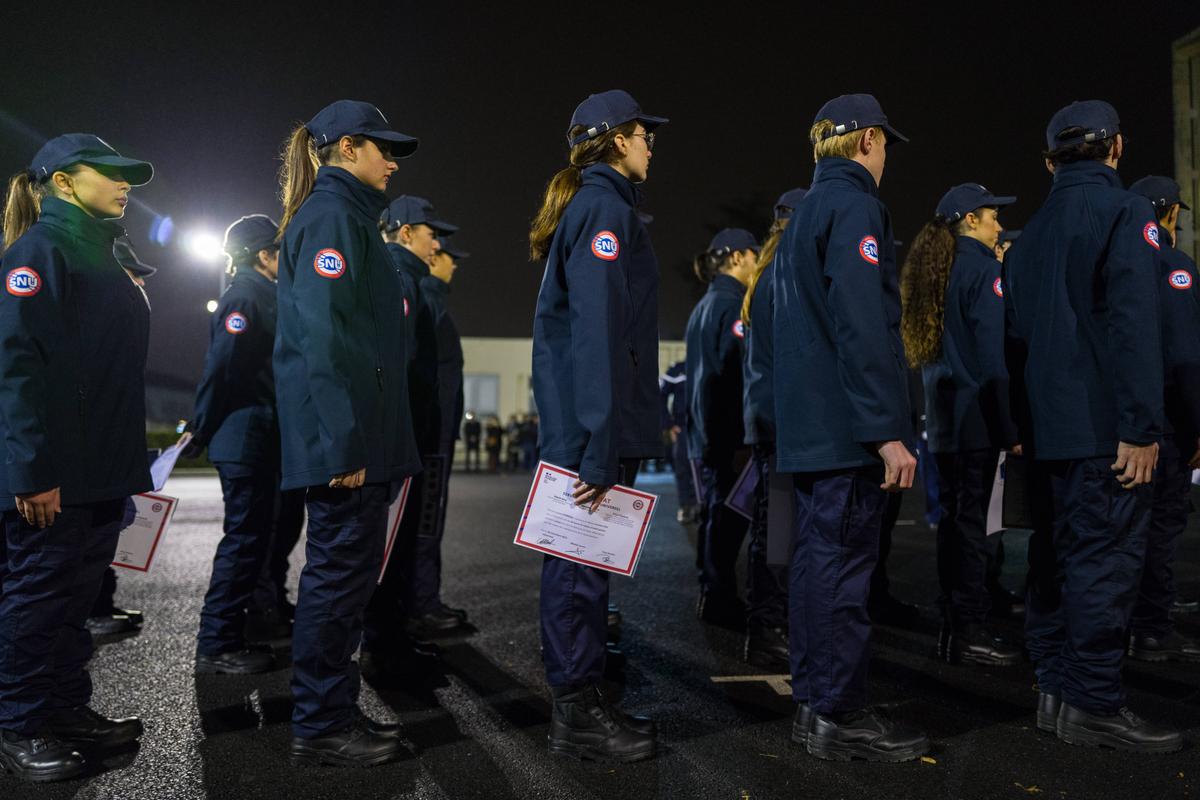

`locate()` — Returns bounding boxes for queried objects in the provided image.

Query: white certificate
[112,492,178,572]
[985,452,1005,536]
[150,432,192,492]
[378,477,413,584]
[513,462,657,577]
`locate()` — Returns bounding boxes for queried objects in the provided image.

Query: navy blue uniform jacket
[685,273,746,460]
[1155,226,1200,441]
[388,243,440,454]
[743,261,775,447]
[531,163,661,486]
[772,158,910,472]
[923,236,1017,453]
[421,275,464,453]
[190,268,279,465]
[1003,162,1162,459]
[0,197,151,508]
[274,166,421,490]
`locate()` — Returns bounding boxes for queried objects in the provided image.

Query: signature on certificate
[601,554,614,564]
[538,536,555,545]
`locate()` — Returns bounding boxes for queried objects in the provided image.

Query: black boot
[937,623,1020,666]
[806,708,930,763]
[195,646,276,675]
[1056,703,1182,753]
[1127,630,1200,663]
[0,729,86,783]
[790,703,813,746]
[697,591,746,631]
[48,705,143,749]
[547,686,655,763]
[1036,693,1061,733]
[607,604,622,640]
[405,607,466,639]
[744,625,789,670]
[290,716,407,767]
[85,607,145,637]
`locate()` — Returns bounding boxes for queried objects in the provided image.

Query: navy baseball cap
[1000,230,1022,244]
[223,214,280,260]
[113,239,157,278]
[708,228,759,254]
[1045,100,1120,150]
[439,239,470,260]
[568,90,668,147]
[1130,175,1190,211]
[814,94,908,145]
[380,196,458,234]
[30,134,153,186]
[935,183,1016,223]
[305,100,419,157]
[774,187,809,220]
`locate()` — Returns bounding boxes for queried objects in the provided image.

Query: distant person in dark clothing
[485,416,503,472]
[463,412,482,472]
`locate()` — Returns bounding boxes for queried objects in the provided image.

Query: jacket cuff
[7,459,59,497]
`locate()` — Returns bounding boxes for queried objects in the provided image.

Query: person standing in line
[1006,100,1179,752]
[485,415,503,472]
[899,183,1022,667]
[463,412,482,472]
[773,94,929,762]
[273,99,422,767]
[739,188,806,669]
[0,134,154,781]
[528,89,666,762]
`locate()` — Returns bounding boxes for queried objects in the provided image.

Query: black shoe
[48,705,143,749]
[0,729,86,783]
[1036,693,1061,733]
[195,646,276,675]
[361,645,446,688]
[676,505,699,524]
[1128,630,1200,663]
[86,607,144,637]
[290,717,406,767]
[744,625,789,670]
[867,595,921,628]
[1171,596,1199,615]
[244,605,293,642]
[405,608,466,639]
[987,586,1026,619]
[352,707,401,738]
[1056,703,1182,753]
[547,685,656,763]
[806,708,930,763]
[937,624,1020,666]
[790,703,813,746]
[441,604,469,623]
[697,591,746,631]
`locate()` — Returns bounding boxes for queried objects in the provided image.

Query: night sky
[3,6,1199,388]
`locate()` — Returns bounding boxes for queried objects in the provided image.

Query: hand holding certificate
[514,462,657,576]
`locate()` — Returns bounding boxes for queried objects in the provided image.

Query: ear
[1044,158,1056,175]
[399,223,413,243]
[859,128,878,156]
[1112,134,1124,162]
[51,170,75,195]
[338,135,358,162]
[612,133,630,158]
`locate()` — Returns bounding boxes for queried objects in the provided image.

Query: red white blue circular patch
[591,230,620,261]
[992,277,1004,298]
[731,319,746,339]
[224,312,248,334]
[858,236,880,266]
[1169,270,1193,291]
[1144,223,1161,250]
[313,248,347,279]
[6,267,41,297]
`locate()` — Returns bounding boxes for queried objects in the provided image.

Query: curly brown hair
[900,218,961,366]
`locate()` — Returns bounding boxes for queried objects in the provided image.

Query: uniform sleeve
[190,294,259,449]
[0,240,67,494]
[823,202,910,444]
[567,206,633,486]
[1159,254,1200,436]
[290,214,371,474]
[1001,258,1033,447]
[716,301,746,378]
[1103,200,1164,444]
[966,261,1018,446]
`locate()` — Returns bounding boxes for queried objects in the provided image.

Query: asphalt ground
[2,467,1198,800]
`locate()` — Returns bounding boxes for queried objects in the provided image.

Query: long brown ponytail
[742,218,788,324]
[529,121,637,261]
[899,218,961,366]
[277,125,319,240]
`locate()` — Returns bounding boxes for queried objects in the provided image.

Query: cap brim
[1180,200,1192,211]
[636,114,669,131]
[428,219,459,235]
[441,246,469,260]
[86,156,154,186]
[988,195,1017,208]
[365,130,419,159]
[881,124,909,146]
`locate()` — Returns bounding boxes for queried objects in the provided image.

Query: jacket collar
[709,273,746,297]
[1157,224,1175,251]
[811,157,879,198]
[386,241,430,279]
[235,266,276,288]
[955,235,997,261]
[313,166,390,221]
[1050,160,1123,192]
[38,196,126,245]
[581,163,640,208]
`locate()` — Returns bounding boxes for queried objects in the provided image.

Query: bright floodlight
[184,231,225,263]
[205,300,219,313]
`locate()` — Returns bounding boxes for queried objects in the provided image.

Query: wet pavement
[3,468,1198,799]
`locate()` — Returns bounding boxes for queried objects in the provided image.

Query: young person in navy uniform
[899,183,1022,667]
[0,135,153,782]
[1005,100,1180,752]
[365,195,466,660]
[274,100,422,767]
[773,95,929,762]
[528,89,666,763]
[685,229,759,631]
[739,189,806,669]
[658,360,696,522]
[1125,175,1200,663]
[185,214,293,674]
